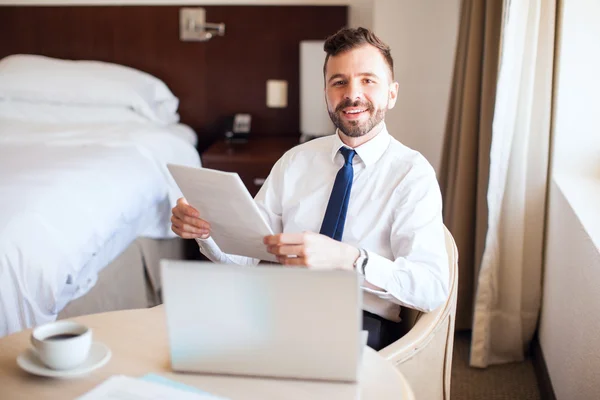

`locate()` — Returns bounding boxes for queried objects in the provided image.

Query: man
[171,27,449,350]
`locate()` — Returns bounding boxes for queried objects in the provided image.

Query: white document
[167,164,277,262]
[76,375,225,400]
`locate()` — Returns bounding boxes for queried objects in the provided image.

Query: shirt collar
[330,124,391,167]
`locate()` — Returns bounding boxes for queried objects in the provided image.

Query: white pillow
[0,99,151,124]
[0,54,180,125]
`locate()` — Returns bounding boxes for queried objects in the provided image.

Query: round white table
[0,307,414,399]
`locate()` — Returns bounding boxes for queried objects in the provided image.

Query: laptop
[161,260,363,382]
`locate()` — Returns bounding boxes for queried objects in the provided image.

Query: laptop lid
[161,260,363,382]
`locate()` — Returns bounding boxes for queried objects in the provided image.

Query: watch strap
[354,248,368,275]
[360,248,369,275]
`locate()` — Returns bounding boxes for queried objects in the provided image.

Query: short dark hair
[323,27,394,79]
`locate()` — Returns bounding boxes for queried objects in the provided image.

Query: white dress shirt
[197,125,449,321]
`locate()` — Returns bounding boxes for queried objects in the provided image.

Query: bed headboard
[0,5,347,151]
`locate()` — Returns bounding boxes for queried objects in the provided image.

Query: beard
[328,99,386,138]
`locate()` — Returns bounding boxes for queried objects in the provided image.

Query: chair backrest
[379,226,459,400]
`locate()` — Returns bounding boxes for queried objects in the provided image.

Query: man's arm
[264,232,359,269]
[195,237,259,265]
[361,162,449,312]
[264,160,449,312]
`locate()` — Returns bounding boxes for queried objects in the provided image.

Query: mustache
[335,99,374,113]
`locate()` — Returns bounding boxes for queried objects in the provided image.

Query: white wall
[550,0,600,178]
[373,0,461,173]
[0,0,374,29]
[539,1,600,399]
[540,178,600,400]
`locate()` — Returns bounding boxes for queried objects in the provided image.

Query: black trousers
[362,310,404,351]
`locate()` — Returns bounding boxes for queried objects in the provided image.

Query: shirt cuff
[363,252,396,291]
[364,251,447,312]
[195,237,226,263]
[195,237,260,266]
[363,251,423,309]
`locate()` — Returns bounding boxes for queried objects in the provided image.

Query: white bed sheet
[0,120,200,336]
[56,191,172,313]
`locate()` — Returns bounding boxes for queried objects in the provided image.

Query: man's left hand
[264,232,359,270]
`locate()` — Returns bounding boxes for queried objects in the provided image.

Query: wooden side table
[201,137,300,197]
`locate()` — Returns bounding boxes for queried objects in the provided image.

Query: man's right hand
[171,197,211,239]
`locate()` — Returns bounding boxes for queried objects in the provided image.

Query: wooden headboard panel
[0,5,347,151]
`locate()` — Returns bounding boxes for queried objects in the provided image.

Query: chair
[378,226,459,400]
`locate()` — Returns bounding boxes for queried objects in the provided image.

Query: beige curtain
[439,0,503,331]
[470,0,557,367]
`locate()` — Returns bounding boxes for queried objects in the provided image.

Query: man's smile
[340,107,369,121]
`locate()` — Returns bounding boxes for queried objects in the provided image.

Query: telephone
[224,113,252,143]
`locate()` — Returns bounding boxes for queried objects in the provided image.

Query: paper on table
[140,374,225,399]
[76,375,226,399]
[167,164,277,262]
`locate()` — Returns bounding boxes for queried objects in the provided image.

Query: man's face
[324,44,398,138]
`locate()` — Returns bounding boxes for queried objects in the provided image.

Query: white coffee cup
[30,321,92,370]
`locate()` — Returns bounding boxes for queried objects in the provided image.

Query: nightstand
[201,137,300,197]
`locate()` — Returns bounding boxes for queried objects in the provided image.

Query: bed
[0,55,201,336]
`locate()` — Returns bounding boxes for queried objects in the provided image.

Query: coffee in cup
[30,321,92,370]
[45,333,81,341]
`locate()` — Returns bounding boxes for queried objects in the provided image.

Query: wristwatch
[353,248,369,275]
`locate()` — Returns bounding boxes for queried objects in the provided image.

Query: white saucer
[17,342,111,378]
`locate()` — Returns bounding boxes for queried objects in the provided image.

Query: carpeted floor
[451,332,541,400]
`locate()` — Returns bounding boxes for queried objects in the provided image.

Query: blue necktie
[319,147,356,241]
